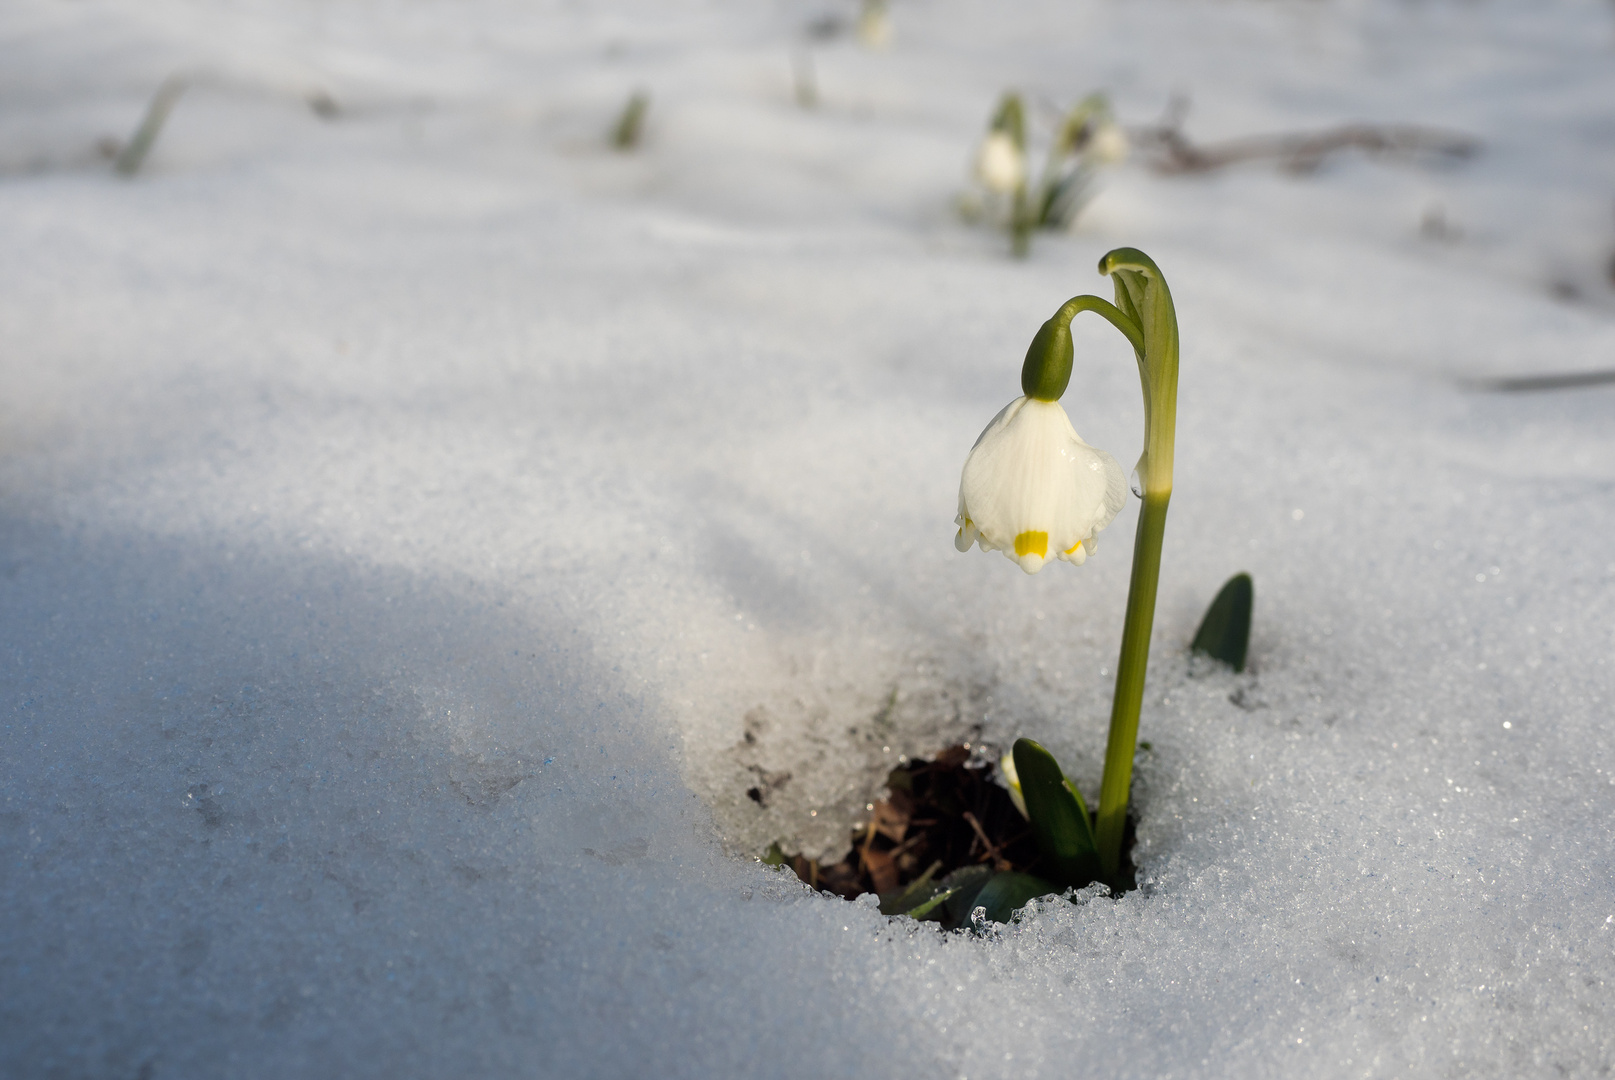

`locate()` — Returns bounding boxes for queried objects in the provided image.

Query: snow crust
[2,1,1613,1076]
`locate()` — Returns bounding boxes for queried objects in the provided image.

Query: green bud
[1020,316,1073,400]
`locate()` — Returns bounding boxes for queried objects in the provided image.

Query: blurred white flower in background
[974,130,1027,194]
[1083,120,1129,166]
[954,396,1127,574]
[857,0,891,49]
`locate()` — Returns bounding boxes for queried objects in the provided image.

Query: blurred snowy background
[2,0,1612,1076]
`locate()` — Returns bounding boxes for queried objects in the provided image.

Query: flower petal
[954,396,1125,572]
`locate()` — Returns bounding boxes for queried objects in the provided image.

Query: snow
[2,0,1613,1076]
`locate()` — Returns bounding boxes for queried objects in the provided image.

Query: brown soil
[767,745,1135,905]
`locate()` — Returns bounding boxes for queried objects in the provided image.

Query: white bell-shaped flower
[974,130,1026,194]
[954,396,1127,574]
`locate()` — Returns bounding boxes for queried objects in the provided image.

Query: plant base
[763,745,1136,926]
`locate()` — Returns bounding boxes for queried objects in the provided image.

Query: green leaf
[760,841,787,867]
[1191,572,1253,672]
[878,860,944,917]
[940,864,995,926]
[903,887,958,922]
[971,872,1060,924]
[1012,738,1101,887]
[1038,168,1094,230]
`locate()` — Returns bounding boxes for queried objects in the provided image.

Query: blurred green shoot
[969,91,1129,256]
[611,89,650,150]
[115,76,187,178]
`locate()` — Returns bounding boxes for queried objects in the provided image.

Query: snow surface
[3,0,1614,1076]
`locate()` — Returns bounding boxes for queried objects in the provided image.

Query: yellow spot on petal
[1064,541,1081,554]
[1014,531,1048,558]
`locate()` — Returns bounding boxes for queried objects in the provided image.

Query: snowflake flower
[974,130,1027,194]
[954,395,1127,574]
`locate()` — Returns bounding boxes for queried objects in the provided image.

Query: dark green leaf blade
[971,872,1060,924]
[940,864,994,927]
[1191,572,1253,672]
[1063,779,1091,822]
[1012,738,1100,887]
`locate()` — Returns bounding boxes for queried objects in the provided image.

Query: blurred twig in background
[803,11,845,40]
[1134,94,1479,175]
[1465,369,1615,392]
[306,88,341,120]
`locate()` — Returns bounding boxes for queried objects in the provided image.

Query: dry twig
[1133,94,1479,176]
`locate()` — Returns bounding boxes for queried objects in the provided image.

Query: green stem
[1095,489,1168,878]
[1010,184,1032,257]
[1091,247,1179,883]
[1054,295,1145,356]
